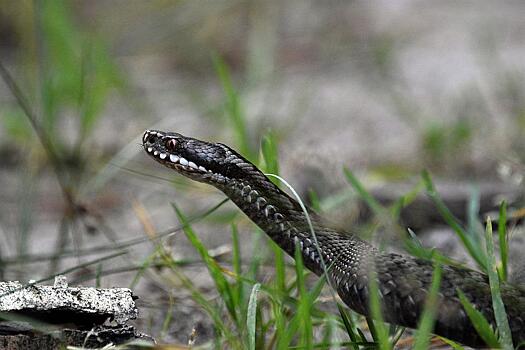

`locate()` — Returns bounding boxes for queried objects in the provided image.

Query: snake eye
[166,139,177,152]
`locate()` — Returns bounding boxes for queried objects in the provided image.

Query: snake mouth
[142,130,211,175]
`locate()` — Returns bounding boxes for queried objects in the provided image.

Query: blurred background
[0,0,524,346]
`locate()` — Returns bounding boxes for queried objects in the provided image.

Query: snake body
[143,129,525,347]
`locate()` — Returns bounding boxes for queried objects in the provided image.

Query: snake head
[143,129,256,185]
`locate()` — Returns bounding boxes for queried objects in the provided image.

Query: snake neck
[220,174,309,235]
[216,172,368,276]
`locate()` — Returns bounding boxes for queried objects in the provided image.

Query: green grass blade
[265,174,335,274]
[321,317,335,350]
[356,327,369,346]
[308,189,321,212]
[466,186,482,246]
[279,315,301,350]
[130,252,156,289]
[294,245,313,349]
[308,274,328,305]
[438,336,466,350]
[343,168,387,218]
[161,252,236,343]
[277,248,327,349]
[271,241,287,293]
[267,172,375,349]
[247,283,261,350]
[272,300,287,350]
[390,179,424,220]
[368,270,392,350]
[172,203,239,326]
[414,262,442,350]
[248,229,263,281]
[366,317,378,344]
[261,130,280,183]
[277,280,302,347]
[212,54,254,161]
[276,308,296,350]
[260,131,286,292]
[498,201,508,281]
[160,293,174,340]
[404,228,459,266]
[484,217,513,349]
[421,170,487,271]
[287,341,374,349]
[336,304,361,350]
[390,327,406,348]
[456,289,499,347]
[231,223,244,307]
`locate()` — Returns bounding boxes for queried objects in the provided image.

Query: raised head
[142,130,258,186]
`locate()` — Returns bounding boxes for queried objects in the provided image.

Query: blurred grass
[2,53,520,350]
[457,288,499,347]
[2,0,124,154]
[484,217,513,349]
[422,170,488,271]
[421,119,472,167]
[0,0,129,286]
[498,201,509,282]
[367,269,392,350]
[413,261,442,350]
[213,54,255,162]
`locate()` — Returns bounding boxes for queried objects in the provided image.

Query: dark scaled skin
[143,129,525,347]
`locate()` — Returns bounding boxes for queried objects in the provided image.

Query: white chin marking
[188,161,198,170]
[161,153,208,173]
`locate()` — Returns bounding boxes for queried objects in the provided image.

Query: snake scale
[143,129,525,347]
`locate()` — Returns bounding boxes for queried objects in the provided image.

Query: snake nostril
[145,134,157,144]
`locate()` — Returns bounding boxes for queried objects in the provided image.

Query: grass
[422,170,488,271]
[0,0,126,281]
[484,217,513,349]
[151,159,517,349]
[413,261,442,350]
[367,269,391,350]
[3,58,521,349]
[456,288,499,347]
[2,52,521,348]
[149,132,516,348]
[247,282,261,350]
[498,201,509,282]
[213,54,255,162]
[131,119,514,348]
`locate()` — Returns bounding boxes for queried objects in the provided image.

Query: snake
[142,129,525,347]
